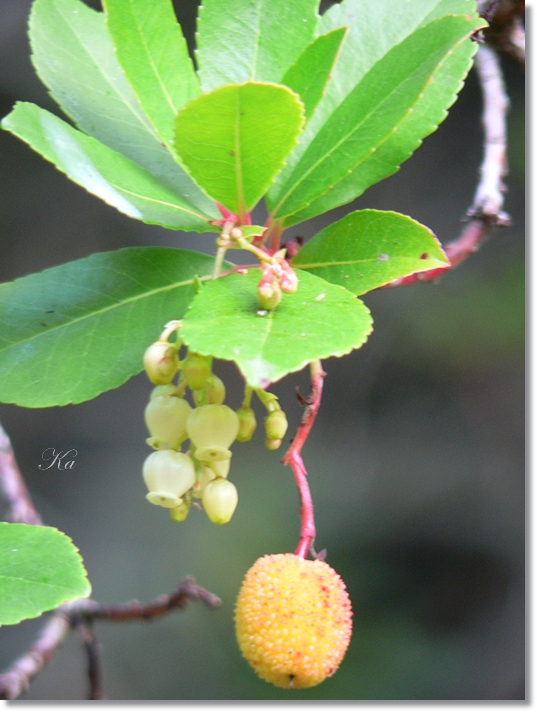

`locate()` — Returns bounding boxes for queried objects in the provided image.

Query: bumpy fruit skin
[235,554,352,689]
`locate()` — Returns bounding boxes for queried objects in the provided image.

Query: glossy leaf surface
[196,0,319,92]
[0,523,90,625]
[175,83,305,219]
[180,270,373,389]
[282,27,348,121]
[0,248,228,407]
[267,15,484,224]
[292,210,449,295]
[103,0,199,146]
[2,103,218,232]
[29,0,217,217]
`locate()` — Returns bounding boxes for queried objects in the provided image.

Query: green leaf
[0,523,90,625]
[2,103,218,232]
[267,15,484,225]
[0,248,231,407]
[282,27,348,122]
[195,0,319,92]
[280,0,480,192]
[179,269,373,389]
[29,0,217,219]
[174,83,305,219]
[102,0,199,146]
[292,210,449,295]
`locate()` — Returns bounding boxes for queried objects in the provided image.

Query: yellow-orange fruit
[235,553,352,689]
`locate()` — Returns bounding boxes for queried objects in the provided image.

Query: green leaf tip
[292,209,450,295]
[174,82,306,220]
[0,522,91,626]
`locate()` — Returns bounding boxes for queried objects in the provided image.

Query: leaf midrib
[50,0,163,149]
[270,20,470,219]
[0,273,214,355]
[0,572,77,591]
[295,256,446,269]
[124,0,179,116]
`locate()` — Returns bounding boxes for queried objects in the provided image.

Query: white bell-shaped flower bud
[144,394,192,450]
[149,384,177,400]
[143,341,179,385]
[202,477,238,525]
[143,450,195,508]
[187,405,239,462]
[192,459,231,499]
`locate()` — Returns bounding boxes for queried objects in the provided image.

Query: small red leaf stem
[282,360,325,559]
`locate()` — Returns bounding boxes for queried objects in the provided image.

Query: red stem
[282,360,325,558]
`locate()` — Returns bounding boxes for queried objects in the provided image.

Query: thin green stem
[212,246,228,279]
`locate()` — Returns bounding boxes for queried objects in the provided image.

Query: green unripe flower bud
[265,409,288,441]
[143,450,195,508]
[202,477,238,525]
[265,438,282,451]
[183,352,212,391]
[187,404,239,462]
[257,281,282,311]
[236,406,257,442]
[193,374,226,406]
[144,394,192,450]
[170,498,191,522]
[144,341,179,385]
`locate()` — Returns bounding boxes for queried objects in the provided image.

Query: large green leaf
[278,0,480,190]
[195,0,319,92]
[281,27,348,122]
[179,270,373,389]
[2,103,218,232]
[102,0,199,146]
[0,248,230,407]
[29,0,217,219]
[174,83,305,220]
[267,15,484,225]
[0,523,90,625]
[292,210,449,295]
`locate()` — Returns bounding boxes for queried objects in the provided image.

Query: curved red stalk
[282,360,325,559]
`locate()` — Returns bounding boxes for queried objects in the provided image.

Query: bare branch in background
[0,610,71,700]
[0,422,221,700]
[0,578,221,700]
[480,0,525,65]
[469,44,510,221]
[0,424,42,525]
[73,618,106,701]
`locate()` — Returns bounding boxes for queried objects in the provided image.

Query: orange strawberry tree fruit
[0,0,487,695]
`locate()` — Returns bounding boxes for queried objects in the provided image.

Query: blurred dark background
[0,0,525,700]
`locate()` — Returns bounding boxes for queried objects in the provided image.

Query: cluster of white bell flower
[141,323,288,525]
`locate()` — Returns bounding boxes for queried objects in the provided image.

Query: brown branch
[0,423,42,525]
[0,424,220,700]
[0,578,221,700]
[383,40,511,289]
[73,618,106,700]
[77,576,221,621]
[480,0,525,66]
[0,610,71,700]
[282,360,325,559]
